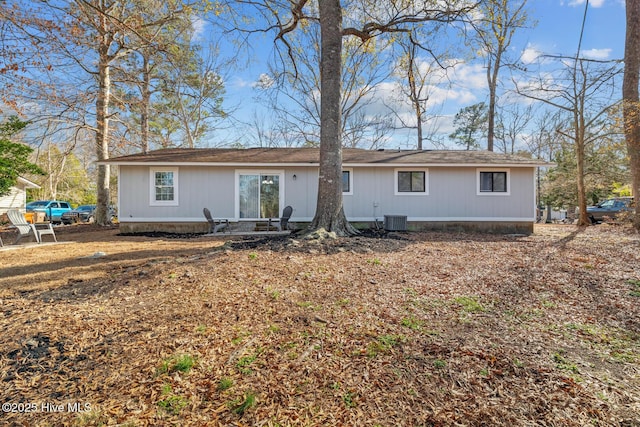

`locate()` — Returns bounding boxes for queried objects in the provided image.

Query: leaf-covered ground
[0,224,639,426]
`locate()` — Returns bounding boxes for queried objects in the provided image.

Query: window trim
[342,169,353,195]
[150,167,179,206]
[235,169,285,220]
[476,168,510,196]
[394,168,429,195]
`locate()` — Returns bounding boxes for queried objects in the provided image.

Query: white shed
[0,177,40,215]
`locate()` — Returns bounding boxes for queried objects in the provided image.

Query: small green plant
[401,314,423,330]
[268,324,281,334]
[296,301,314,309]
[367,258,382,266]
[553,351,579,374]
[454,296,485,313]
[158,354,196,375]
[157,384,189,415]
[366,334,404,357]
[231,392,256,416]
[218,377,233,391]
[433,359,447,369]
[541,300,556,309]
[236,353,258,375]
[248,252,258,260]
[479,368,489,377]
[336,298,350,307]
[628,280,640,297]
[342,391,357,408]
[268,289,281,300]
[195,324,207,333]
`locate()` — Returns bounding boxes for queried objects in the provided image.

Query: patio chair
[268,205,293,232]
[203,208,229,233]
[7,209,57,244]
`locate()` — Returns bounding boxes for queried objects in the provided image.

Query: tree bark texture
[95,12,112,226]
[624,0,640,229]
[310,0,357,236]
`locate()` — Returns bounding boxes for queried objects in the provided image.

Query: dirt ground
[0,223,639,426]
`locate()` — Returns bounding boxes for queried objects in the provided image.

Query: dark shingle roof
[103,147,548,167]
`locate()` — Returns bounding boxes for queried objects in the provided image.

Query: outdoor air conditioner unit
[384,215,407,231]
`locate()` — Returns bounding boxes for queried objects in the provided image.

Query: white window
[150,168,179,206]
[342,169,353,195]
[395,168,429,195]
[477,168,510,196]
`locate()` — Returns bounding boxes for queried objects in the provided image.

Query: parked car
[61,204,117,225]
[61,204,97,225]
[26,200,73,224]
[587,197,634,223]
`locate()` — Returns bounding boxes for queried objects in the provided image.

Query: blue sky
[208,0,627,149]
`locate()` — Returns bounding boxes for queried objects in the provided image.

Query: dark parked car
[61,204,97,225]
[61,205,117,225]
[26,200,73,224]
[587,197,634,223]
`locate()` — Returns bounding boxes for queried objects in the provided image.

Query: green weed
[366,334,404,357]
[401,315,423,330]
[236,349,263,374]
[218,377,233,391]
[157,384,189,415]
[433,359,447,369]
[157,354,196,375]
[336,298,350,307]
[231,392,256,416]
[629,280,640,297]
[296,301,314,309]
[553,351,579,374]
[342,391,357,408]
[454,296,485,313]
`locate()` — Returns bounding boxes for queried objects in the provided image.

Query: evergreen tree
[0,117,44,197]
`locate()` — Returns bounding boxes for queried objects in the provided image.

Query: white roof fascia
[17,176,41,188]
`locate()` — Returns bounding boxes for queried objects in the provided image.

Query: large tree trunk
[487,55,499,152]
[309,0,357,236]
[95,29,111,226]
[141,53,151,154]
[624,0,640,230]
[407,43,423,150]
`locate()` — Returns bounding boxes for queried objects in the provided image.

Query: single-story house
[0,177,40,215]
[104,147,550,234]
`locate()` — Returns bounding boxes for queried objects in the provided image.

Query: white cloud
[191,17,207,42]
[252,73,275,89]
[521,45,542,65]
[581,48,612,59]
[567,0,605,7]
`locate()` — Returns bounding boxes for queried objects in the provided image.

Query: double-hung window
[395,169,428,195]
[150,168,179,206]
[477,169,510,195]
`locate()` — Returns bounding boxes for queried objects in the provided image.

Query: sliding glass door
[238,172,282,219]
